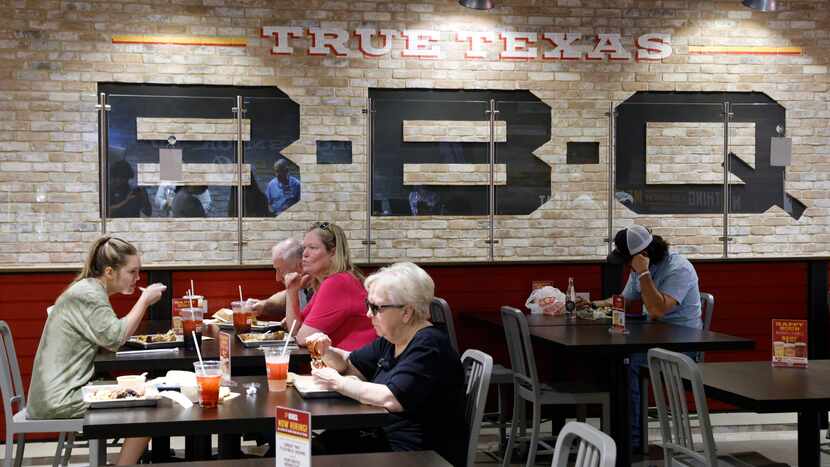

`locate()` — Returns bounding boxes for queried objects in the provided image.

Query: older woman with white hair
[307,262,467,466]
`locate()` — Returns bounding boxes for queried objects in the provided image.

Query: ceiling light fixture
[742,0,777,11]
[459,0,495,10]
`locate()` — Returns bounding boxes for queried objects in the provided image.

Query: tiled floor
[7,414,830,466]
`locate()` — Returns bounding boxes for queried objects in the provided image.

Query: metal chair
[640,292,714,453]
[0,320,83,467]
[430,297,513,455]
[430,297,459,353]
[551,421,616,467]
[647,348,790,467]
[461,349,493,467]
[500,306,610,467]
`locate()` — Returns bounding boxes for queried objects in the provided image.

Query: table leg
[151,436,170,462]
[185,434,212,460]
[797,410,821,467]
[609,356,631,467]
[218,434,241,459]
[88,438,106,467]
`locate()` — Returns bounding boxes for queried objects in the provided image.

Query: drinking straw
[281,320,296,356]
[187,289,193,308]
[238,285,244,303]
[191,279,195,298]
[193,331,205,375]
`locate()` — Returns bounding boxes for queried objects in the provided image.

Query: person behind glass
[249,238,313,320]
[593,224,702,450]
[27,236,166,465]
[266,159,301,216]
[155,182,212,217]
[172,185,208,218]
[109,160,151,218]
[306,262,467,466]
[283,222,375,350]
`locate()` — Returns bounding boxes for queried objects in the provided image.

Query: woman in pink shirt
[284,222,376,351]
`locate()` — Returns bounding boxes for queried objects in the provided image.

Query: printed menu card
[772,319,807,368]
[276,406,311,467]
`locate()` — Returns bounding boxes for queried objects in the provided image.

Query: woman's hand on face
[139,283,166,306]
[311,367,342,390]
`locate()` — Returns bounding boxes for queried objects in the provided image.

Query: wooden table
[700,360,830,467]
[83,375,389,466]
[482,318,754,467]
[121,450,451,467]
[94,321,309,374]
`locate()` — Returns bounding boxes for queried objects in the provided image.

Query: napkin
[160,390,193,408]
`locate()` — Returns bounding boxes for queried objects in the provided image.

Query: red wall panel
[0,260,813,440]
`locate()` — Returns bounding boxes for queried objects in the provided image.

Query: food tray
[214,320,282,332]
[125,334,184,349]
[82,384,159,409]
[237,332,295,348]
[292,375,343,399]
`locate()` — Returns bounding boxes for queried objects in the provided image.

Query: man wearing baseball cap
[596,224,702,450]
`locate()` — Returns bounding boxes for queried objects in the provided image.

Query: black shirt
[348,326,467,467]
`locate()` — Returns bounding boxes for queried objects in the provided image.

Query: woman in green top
[27,236,166,465]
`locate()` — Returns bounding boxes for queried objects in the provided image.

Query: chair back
[500,306,540,400]
[647,348,717,467]
[430,297,459,353]
[700,292,715,332]
[461,349,493,467]
[697,292,715,362]
[551,421,617,467]
[0,321,26,428]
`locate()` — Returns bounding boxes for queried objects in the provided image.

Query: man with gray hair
[251,238,312,317]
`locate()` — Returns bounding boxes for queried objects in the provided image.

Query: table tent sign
[609,295,628,334]
[771,319,807,368]
[219,331,232,384]
[276,406,311,467]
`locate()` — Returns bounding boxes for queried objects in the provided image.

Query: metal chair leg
[502,390,521,467]
[525,402,541,467]
[62,432,76,466]
[4,432,13,467]
[497,384,507,452]
[13,433,24,467]
[53,432,65,467]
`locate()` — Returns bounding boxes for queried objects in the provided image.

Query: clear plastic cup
[173,295,206,335]
[181,307,204,350]
[231,300,252,333]
[193,361,222,407]
[262,347,291,392]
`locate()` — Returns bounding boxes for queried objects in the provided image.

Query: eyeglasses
[365,299,405,316]
[316,222,331,233]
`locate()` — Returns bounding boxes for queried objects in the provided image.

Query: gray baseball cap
[607,224,653,264]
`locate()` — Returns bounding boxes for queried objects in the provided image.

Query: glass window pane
[241,95,308,264]
[370,90,490,262]
[730,101,808,257]
[613,98,725,257]
[105,93,240,264]
[495,99,609,260]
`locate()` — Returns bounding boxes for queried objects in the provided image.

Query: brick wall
[0,1,828,267]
